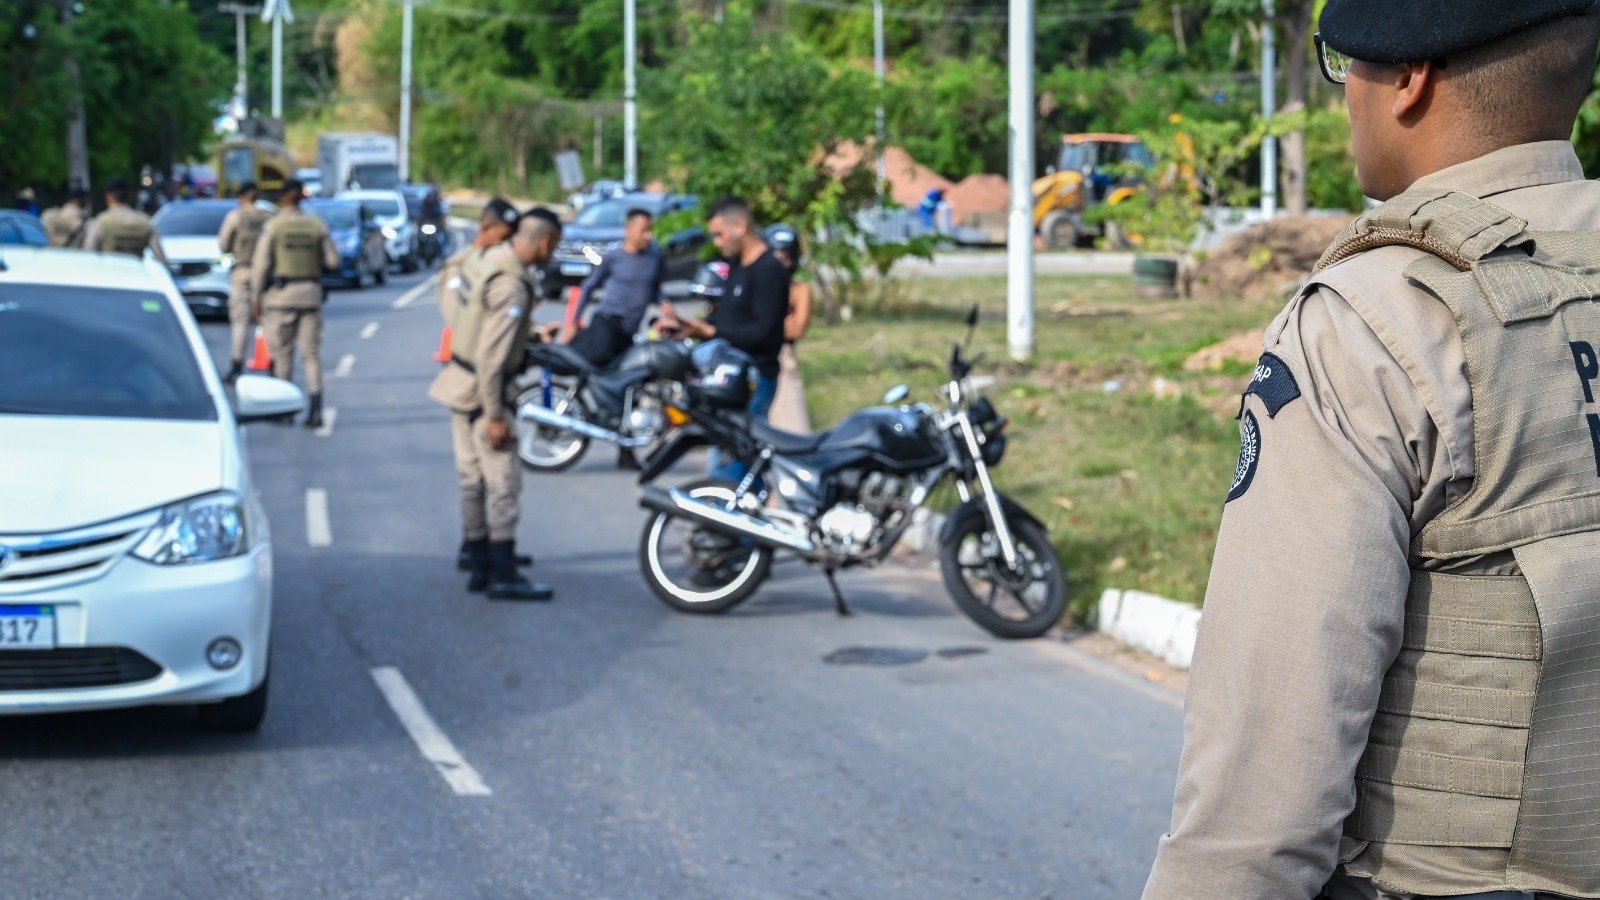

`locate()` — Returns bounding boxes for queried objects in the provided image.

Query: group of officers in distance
[427,194,812,603]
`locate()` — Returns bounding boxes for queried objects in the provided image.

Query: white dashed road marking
[392,277,436,309]
[359,321,380,340]
[370,667,493,797]
[305,488,332,548]
[334,354,355,378]
[314,406,337,438]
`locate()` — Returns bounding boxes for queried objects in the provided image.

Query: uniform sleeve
[81,217,101,251]
[250,222,275,298]
[146,226,168,265]
[218,212,238,256]
[475,274,530,419]
[436,249,469,324]
[1143,286,1441,900]
[320,223,339,271]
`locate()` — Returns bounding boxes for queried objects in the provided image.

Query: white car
[0,246,305,730]
[337,188,418,274]
[151,197,278,319]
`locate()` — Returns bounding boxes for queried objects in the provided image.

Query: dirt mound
[1190,215,1353,303]
[823,143,952,210]
[945,173,1010,222]
[1183,328,1266,373]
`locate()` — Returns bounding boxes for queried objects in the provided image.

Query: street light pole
[1006,0,1035,361]
[873,0,886,198]
[1260,0,1278,217]
[261,0,293,120]
[624,0,638,189]
[218,3,261,110]
[399,0,413,181]
[60,0,90,193]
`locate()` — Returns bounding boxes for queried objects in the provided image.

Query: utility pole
[1006,0,1035,361]
[624,0,638,189]
[60,0,90,193]
[1260,0,1278,217]
[261,0,294,119]
[218,3,261,111]
[873,0,886,199]
[399,0,413,180]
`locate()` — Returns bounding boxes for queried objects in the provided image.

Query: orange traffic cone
[246,327,271,371]
[433,326,453,363]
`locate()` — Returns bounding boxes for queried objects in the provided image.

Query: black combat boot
[224,360,243,383]
[463,538,491,593]
[456,539,532,571]
[486,541,553,601]
[304,394,323,429]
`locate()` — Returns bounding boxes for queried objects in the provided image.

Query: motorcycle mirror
[882,384,909,405]
[965,304,979,327]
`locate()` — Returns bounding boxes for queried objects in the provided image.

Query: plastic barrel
[1132,254,1180,299]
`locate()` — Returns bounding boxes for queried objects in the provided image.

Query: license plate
[560,262,592,277]
[0,605,56,649]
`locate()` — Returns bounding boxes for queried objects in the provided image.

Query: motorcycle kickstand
[824,569,852,617]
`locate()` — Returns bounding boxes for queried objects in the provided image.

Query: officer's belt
[272,276,319,288]
[450,354,477,374]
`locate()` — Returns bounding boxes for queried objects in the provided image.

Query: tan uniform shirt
[1143,142,1600,899]
[82,205,167,264]
[428,245,532,420]
[218,205,271,268]
[249,208,339,310]
[436,245,478,325]
[40,203,87,248]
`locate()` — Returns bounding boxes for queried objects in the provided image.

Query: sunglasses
[1315,32,1449,86]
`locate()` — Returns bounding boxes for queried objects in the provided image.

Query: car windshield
[575,198,663,229]
[356,198,401,218]
[307,203,359,230]
[399,191,425,217]
[0,286,215,421]
[154,204,230,237]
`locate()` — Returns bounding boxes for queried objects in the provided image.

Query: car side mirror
[233,373,307,423]
[883,384,910,405]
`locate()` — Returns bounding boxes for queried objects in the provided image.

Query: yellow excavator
[1032,133,1153,249]
[216,117,296,199]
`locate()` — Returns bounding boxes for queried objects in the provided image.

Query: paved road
[0,267,1183,898]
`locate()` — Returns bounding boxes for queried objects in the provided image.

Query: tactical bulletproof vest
[98,210,153,257]
[1308,189,1600,897]
[270,214,324,280]
[452,246,531,371]
[231,208,272,267]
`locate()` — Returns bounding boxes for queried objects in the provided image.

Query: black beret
[1320,0,1598,62]
[483,197,519,227]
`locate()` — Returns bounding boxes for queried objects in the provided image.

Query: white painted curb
[1097,589,1201,670]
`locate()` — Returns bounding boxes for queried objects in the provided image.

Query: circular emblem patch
[1227,410,1261,503]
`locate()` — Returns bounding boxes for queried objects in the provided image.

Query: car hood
[560,225,624,245]
[0,417,227,533]
[329,226,362,247]
[160,235,221,263]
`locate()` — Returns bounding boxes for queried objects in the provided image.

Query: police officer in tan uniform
[1144,3,1600,899]
[429,208,562,601]
[435,198,520,331]
[218,182,274,383]
[250,179,338,428]
[40,187,89,248]
[82,178,167,264]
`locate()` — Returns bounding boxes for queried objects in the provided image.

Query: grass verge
[797,274,1281,620]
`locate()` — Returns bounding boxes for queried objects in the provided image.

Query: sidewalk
[769,346,810,433]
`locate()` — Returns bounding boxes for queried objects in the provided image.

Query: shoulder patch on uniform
[505,305,523,319]
[1227,411,1261,503]
[1244,352,1302,418]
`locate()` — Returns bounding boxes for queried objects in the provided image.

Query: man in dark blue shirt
[566,207,665,366]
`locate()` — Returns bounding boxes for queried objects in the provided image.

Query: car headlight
[382,226,398,240]
[421,223,437,235]
[131,492,248,565]
[582,245,603,265]
[213,253,235,272]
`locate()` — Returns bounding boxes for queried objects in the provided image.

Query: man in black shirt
[658,197,790,480]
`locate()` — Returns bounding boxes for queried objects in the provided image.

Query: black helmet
[686,339,756,409]
[688,260,732,300]
[764,223,801,271]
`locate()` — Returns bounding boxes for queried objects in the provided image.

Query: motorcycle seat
[750,419,827,455]
[529,342,597,377]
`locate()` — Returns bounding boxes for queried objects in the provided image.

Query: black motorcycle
[515,338,694,471]
[634,307,1068,639]
[418,220,448,268]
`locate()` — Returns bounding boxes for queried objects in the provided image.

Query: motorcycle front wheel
[516,386,591,471]
[639,479,773,615]
[939,509,1067,639]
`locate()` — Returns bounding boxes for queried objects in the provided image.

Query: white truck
[317,132,401,193]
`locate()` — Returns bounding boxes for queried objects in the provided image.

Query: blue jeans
[709,371,779,484]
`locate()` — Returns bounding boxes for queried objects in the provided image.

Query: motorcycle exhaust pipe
[640,486,817,556]
[518,402,653,448]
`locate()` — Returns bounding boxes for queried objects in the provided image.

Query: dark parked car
[0,210,49,246]
[552,193,704,293]
[303,199,388,289]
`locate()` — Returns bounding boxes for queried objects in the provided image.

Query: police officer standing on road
[218,182,274,383]
[250,179,338,429]
[1144,4,1600,899]
[428,208,563,602]
[82,178,167,264]
[41,187,90,248]
[436,198,520,329]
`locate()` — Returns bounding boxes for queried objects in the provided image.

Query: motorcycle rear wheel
[939,511,1067,639]
[639,480,773,615]
[516,387,591,471]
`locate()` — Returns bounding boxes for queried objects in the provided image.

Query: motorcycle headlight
[382,226,398,240]
[131,492,248,565]
[421,223,437,235]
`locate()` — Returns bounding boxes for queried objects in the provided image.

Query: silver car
[152,198,276,319]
